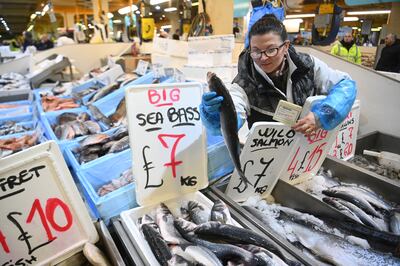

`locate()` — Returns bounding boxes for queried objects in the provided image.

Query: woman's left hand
[292,112,318,135]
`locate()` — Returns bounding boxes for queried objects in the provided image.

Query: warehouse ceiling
[0,0,393,36]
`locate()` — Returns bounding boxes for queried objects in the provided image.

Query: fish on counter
[207,72,251,187]
[0,121,32,136]
[350,154,400,181]
[97,168,134,196]
[0,72,30,91]
[86,82,120,104]
[242,196,400,266]
[0,132,40,158]
[136,200,294,266]
[41,95,80,112]
[297,168,400,237]
[109,98,126,127]
[53,112,102,140]
[73,126,129,163]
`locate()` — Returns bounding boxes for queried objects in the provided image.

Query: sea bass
[171,245,223,266]
[187,201,209,224]
[138,215,172,266]
[322,197,363,224]
[206,72,251,186]
[87,82,120,104]
[88,104,112,128]
[211,199,233,224]
[156,203,189,245]
[389,209,400,235]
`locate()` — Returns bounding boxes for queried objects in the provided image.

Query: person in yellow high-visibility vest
[330,33,362,65]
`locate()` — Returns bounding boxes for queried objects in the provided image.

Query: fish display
[97,168,134,196]
[0,121,32,136]
[207,72,251,186]
[53,112,102,140]
[0,72,30,91]
[243,196,400,266]
[0,132,40,158]
[41,95,80,112]
[109,98,126,126]
[73,126,129,163]
[88,104,112,128]
[350,154,400,181]
[297,169,400,238]
[86,82,120,104]
[137,200,293,266]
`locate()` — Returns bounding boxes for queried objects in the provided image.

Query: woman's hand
[292,112,318,135]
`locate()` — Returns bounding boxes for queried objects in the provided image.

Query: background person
[330,33,362,65]
[375,33,400,73]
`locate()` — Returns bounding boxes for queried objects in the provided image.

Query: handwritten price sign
[329,101,360,161]
[125,82,207,206]
[226,122,299,202]
[0,142,97,265]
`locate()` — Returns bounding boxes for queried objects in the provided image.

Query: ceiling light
[192,2,199,6]
[42,4,50,13]
[27,25,34,31]
[135,10,141,14]
[150,0,169,5]
[371,28,381,32]
[343,16,358,22]
[155,5,161,10]
[164,7,177,12]
[162,14,165,17]
[286,14,315,19]
[161,25,172,29]
[149,12,153,15]
[107,12,114,19]
[179,11,183,14]
[36,11,42,15]
[347,10,390,15]
[300,28,305,31]
[118,5,138,15]
[30,14,37,20]
[113,19,122,24]
[352,27,358,30]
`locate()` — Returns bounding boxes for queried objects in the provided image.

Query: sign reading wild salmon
[328,101,360,161]
[125,82,207,206]
[226,122,299,202]
[0,142,98,265]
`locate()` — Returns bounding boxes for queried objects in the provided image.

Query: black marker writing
[142,146,163,189]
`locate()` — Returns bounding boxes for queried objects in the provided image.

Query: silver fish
[108,135,129,153]
[171,245,223,266]
[389,209,400,235]
[207,72,251,186]
[167,254,194,266]
[156,203,189,245]
[211,199,233,224]
[88,104,112,128]
[138,215,172,266]
[322,197,364,224]
[187,201,209,224]
[83,120,101,134]
[87,82,120,104]
[322,188,383,218]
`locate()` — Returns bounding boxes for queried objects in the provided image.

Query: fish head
[206,72,216,83]
[174,218,197,234]
[188,200,204,212]
[157,203,173,216]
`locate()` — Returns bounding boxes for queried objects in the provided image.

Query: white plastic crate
[187,49,232,67]
[182,64,237,83]
[188,34,235,52]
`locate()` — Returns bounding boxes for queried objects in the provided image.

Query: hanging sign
[135,60,149,76]
[0,141,98,265]
[226,122,299,202]
[328,100,360,161]
[125,82,207,206]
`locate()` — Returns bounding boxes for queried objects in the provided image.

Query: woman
[200,14,356,135]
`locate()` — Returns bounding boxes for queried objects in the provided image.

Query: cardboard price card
[0,142,97,266]
[329,101,360,161]
[135,60,149,76]
[125,82,207,206]
[226,122,299,202]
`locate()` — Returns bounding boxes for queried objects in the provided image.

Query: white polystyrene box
[188,35,235,53]
[182,64,237,83]
[187,49,232,67]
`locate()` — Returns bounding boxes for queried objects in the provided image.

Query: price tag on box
[135,60,149,76]
[125,82,207,206]
[0,142,98,265]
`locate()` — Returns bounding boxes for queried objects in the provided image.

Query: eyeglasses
[249,42,287,60]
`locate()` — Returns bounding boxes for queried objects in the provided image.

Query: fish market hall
[0,0,400,265]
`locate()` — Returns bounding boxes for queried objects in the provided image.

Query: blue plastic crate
[92,72,155,117]
[75,149,135,223]
[0,120,35,137]
[41,107,107,146]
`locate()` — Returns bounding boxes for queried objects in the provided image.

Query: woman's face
[250,32,289,74]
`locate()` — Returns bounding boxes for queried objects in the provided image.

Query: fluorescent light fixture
[113,19,122,24]
[347,10,390,15]
[286,13,315,19]
[162,14,165,18]
[135,10,141,14]
[283,19,303,32]
[352,27,358,30]
[118,5,138,15]
[371,28,381,32]
[179,11,183,14]
[35,11,42,15]
[192,2,199,6]
[164,7,177,12]
[30,14,37,20]
[343,16,358,22]
[107,12,114,19]
[155,5,161,10]
[27,25,34,31]
[150,0,169,5]
[149,12,153,15]
[300,27,305,31]
[161,25,172,29]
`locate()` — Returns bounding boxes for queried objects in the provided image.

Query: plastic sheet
[312,79,357,130]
